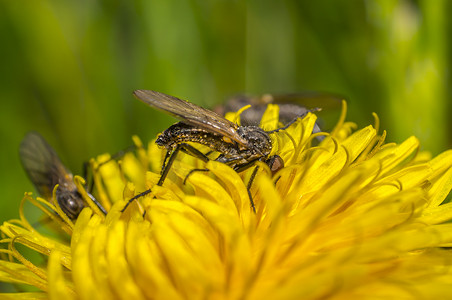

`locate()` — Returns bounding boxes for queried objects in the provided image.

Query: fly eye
[266,155,284,176]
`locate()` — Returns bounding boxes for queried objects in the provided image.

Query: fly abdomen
[156,122,238,154]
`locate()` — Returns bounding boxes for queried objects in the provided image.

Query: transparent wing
[134,90,248,146]
[19,132,71,198]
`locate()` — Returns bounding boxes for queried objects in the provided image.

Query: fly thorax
[237,126,272,156]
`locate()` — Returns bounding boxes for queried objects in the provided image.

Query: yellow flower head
[2,102,452,299]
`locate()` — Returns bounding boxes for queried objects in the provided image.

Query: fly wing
[19,132,72,199]
[133,90,248,146]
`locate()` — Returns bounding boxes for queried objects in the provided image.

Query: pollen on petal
[3,102,452,299]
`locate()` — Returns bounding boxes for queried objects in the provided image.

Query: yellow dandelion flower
[2,102,452,299]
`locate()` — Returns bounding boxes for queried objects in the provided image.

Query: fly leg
[120,189,153,213]
[84,144,136,192]
[122,143,210,212]
[179,146,212,185]
[159,143,210,185]
[84,145,136,215]
[246,166,259,213]
[183,168,209,185]
[86,191,108,215]
[232,160,263,213]
[183,148,218,180]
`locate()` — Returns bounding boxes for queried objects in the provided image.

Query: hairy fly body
[123,90,317,212]
[156,122,273,171]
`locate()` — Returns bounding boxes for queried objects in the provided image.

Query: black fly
[19,132,107,220]
[123,90,316,213]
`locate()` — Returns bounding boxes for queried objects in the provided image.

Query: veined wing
[19,132,72,199]
[133,90,248,146]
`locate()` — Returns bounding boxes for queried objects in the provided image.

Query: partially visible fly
[216,92,343,130]
[19,132,106,220]
[123,90,317,212]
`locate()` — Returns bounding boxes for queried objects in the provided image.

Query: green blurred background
[0,0,450,221]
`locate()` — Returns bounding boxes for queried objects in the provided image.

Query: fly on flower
[124,90,318,212]
[216,92,343,131]
[19,132,106,220]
